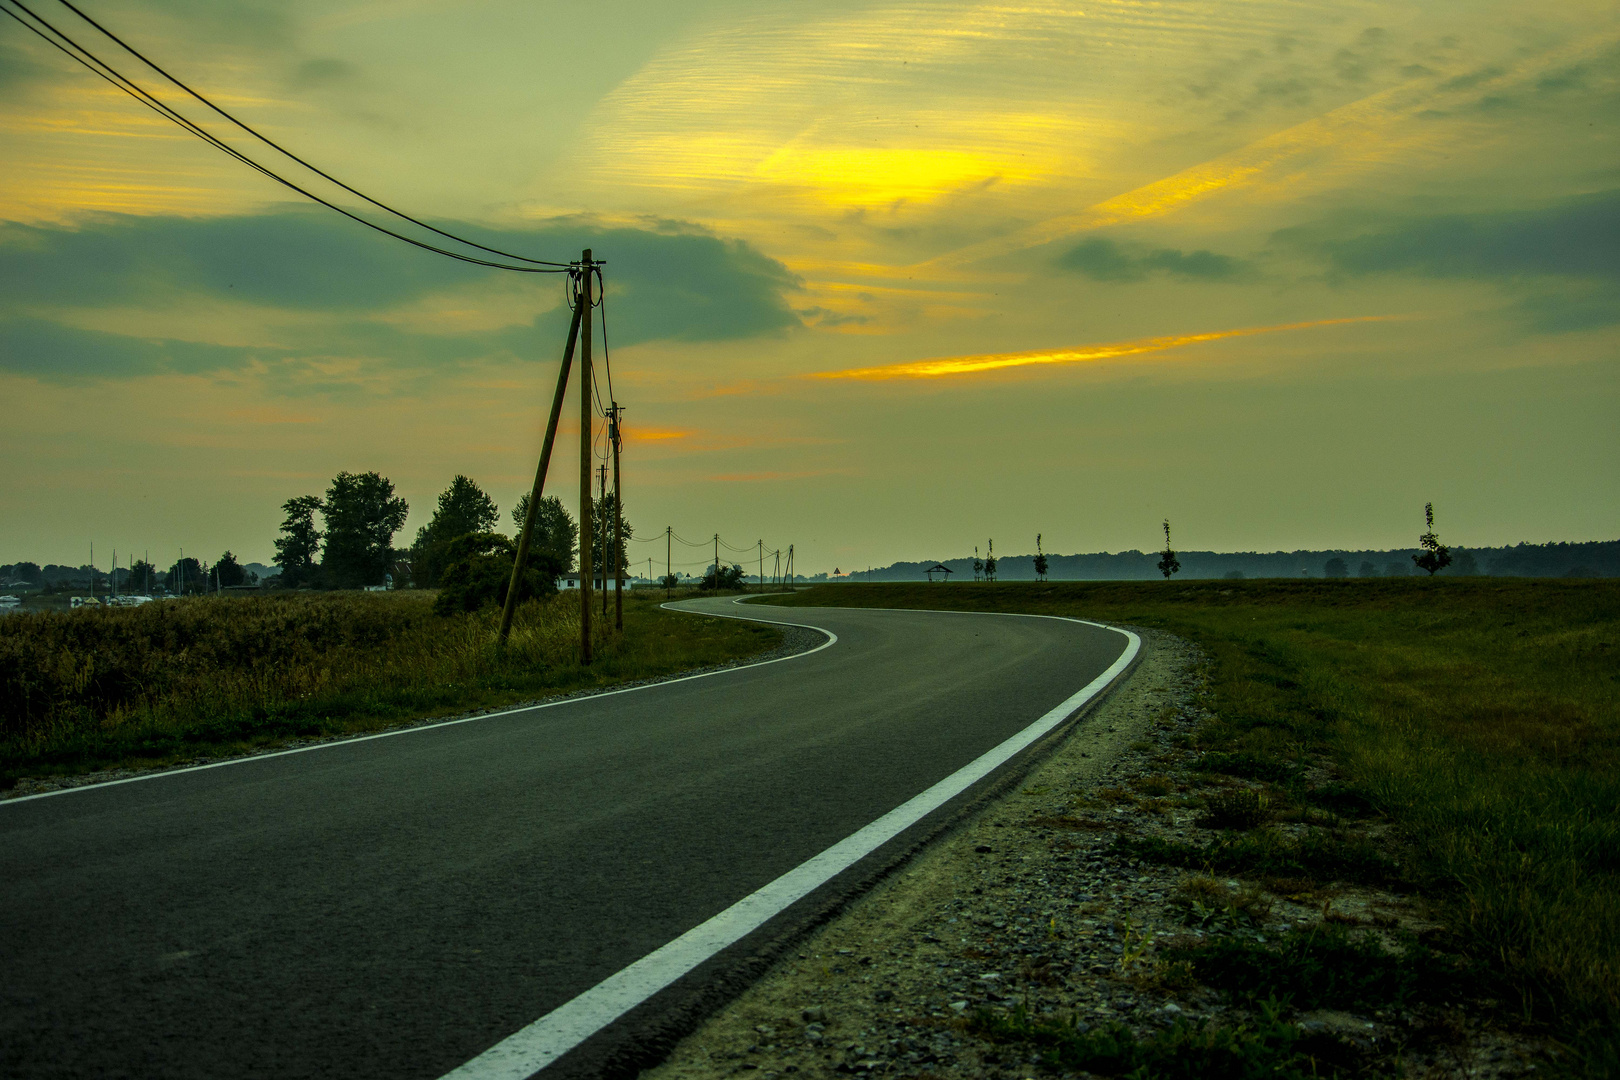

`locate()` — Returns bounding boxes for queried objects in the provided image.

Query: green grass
[0,589,778,787]
[773,579,1620,1069]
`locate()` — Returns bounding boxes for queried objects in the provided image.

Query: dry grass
[1,589,778,786]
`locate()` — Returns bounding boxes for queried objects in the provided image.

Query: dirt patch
[640,630,1543,1079]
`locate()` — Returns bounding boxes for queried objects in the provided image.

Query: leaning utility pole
[609,401,624,631]
[498,295,583,646]
[578,250,595,663]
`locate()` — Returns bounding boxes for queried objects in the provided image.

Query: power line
[46,0,571,268]
[0,0,571,274]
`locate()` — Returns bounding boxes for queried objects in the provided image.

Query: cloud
[0,207,803,352]
[0,317,271,381]
[1290,189,1620,281]
[1517,288,1620,333]
[810,316,1394,381]
[1056,238,1244,282]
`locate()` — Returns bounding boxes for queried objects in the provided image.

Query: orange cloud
[628,428,692,443]
[809,316,1397,381]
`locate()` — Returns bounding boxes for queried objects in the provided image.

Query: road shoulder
[640,628,1539,1080]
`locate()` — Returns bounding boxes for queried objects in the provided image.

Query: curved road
[0,598,1132,1080]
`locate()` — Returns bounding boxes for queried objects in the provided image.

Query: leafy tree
[1358,561,1377,578]
[273,495,324,587]
[973,546,983,582]
[215,551,247,588]
[1411,502,1453,577]
[511,493,579,573]
[701,563,746,591]
[1157,519,1181,579]
[166,557,204,594]
[125,559,159,593]
[984,539,997,582]
[1033,533,1049,581]
[1323,557,1349,578]
[13,561,42,583]
[588,492,633,587]
[433,532,562,614]
[1451,549,1479,576]
[660,573,680,589]
[411,475,499,587]
[322,471,409,589]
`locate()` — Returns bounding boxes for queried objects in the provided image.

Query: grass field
[0,588,776,789]
[771,579,1619,1073]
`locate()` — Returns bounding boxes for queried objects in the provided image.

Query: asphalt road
[0,597,1129,1080]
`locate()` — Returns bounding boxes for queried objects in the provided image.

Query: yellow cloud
[811,316,1396,380]
[754,145,1038,206]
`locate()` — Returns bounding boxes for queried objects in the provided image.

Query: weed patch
[1116,828,1403,886]
[1198,788,1273,830]
[969,999,1366,1078]
[1167,926,1468,1014]
[1191,751,1301,783]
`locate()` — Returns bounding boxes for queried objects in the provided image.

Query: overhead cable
[1,0,567,274]
[45,0,569,268]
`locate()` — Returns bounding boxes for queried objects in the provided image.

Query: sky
[1,0,1616,576]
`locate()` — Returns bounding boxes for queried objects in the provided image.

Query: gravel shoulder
[640,629,1543,1080]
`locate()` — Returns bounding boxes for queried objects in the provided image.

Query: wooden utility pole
[609,401,624,631]
[666,525,672,596]
[713,534,720,588]
[498,299,583,646]
[578,250,594,664]
[758,539,764,592]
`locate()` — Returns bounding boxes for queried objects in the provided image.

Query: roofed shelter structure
[924,563,953,583]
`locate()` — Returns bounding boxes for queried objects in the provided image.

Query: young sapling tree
[1412,502,1453,576]
[1158,519,1181,579]
[1034,533,1049,581]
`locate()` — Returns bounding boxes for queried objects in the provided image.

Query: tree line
[271,471,632,612]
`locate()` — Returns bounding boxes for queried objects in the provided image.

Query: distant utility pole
[578,250,595,663]
[714,534,720,586]
[666,525,672,596]
[598,461,609,619]
[609,401,624,631]
[758,539,764,591]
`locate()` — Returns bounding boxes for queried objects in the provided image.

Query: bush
[701,563,747,591]
[434,532,563,615]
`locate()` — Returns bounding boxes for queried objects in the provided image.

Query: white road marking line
[438,615,1139,1080]
[0,612,836,807]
